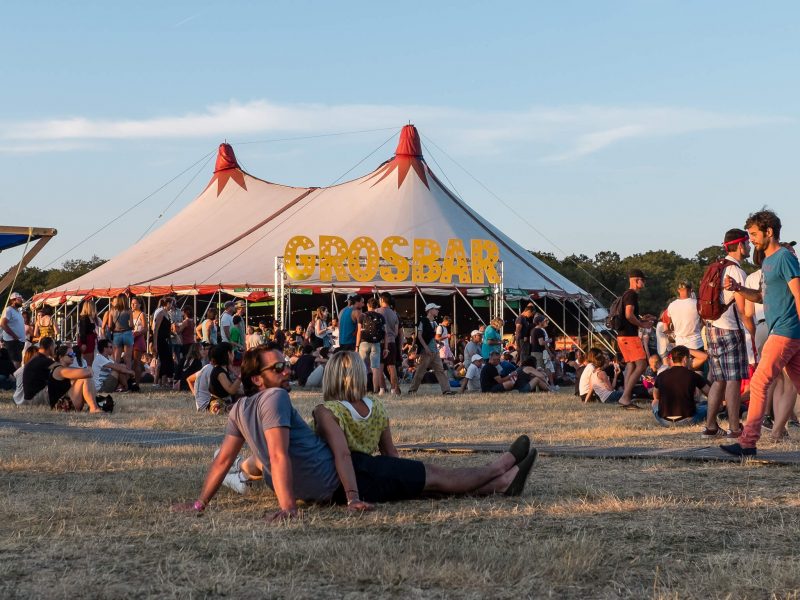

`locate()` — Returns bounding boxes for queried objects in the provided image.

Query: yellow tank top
[315,398,388,455]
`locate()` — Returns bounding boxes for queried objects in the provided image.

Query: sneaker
[378,388,385,396]
[700,426,724,438]
[719,443,757,457]
[97,396,114,413]
[390,389,400,395]
[788,419,800,428]
[762,416,774,431]
[222,471,251,495]
[725,428,743,439]
[213,449,244,473]
[442,390,457,396]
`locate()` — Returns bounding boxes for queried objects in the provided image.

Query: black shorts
[4,340,24,363]
[381,342,398,365]
[333,452,426,504]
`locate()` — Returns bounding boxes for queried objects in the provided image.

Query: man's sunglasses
[261,361,288,374]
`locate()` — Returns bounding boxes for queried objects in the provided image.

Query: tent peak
[395,124,423,158]
[214,143,240,172]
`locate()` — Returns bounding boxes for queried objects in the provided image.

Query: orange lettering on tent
[319,235,350,281]
[440,238,471,283]
[348,236,380,282]
[470,239,501,284]
[284,236,316,280]
[412,238,441,283]
[379,236,410,282]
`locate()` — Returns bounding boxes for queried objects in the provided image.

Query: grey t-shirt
[224,388,340,502]
[376,306,399,340]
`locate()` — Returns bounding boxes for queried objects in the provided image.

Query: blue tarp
[0,233,35,253]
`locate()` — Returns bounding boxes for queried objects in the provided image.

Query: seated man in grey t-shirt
[173,345,538,522]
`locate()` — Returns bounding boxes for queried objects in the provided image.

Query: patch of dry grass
[1,385,799,598]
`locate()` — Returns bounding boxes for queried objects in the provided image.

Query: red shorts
[617,336,646,363]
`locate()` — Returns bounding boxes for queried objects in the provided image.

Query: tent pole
[503,300,520,318]
[287,286,291,330]
[245,298,249,329]
[452,292,457,355]
[146,296,151,351]
[455,287,485,324]
[413,288,418,326]
[193,293,197,325]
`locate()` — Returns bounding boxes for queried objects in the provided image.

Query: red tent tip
[395,124,423,158]
[214,143,240,172]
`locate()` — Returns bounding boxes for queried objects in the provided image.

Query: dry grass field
[1,385,799,599]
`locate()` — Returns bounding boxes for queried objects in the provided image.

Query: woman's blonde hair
[314,306,328,322]
[80,300,97,319]
[490,318,504,330]
[322,351,367,404]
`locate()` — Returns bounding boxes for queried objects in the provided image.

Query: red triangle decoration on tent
[204,143,248,196]
[365,125,429,190]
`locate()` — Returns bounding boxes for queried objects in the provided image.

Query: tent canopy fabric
[32,126,593,305]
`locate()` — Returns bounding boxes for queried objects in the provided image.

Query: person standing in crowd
[103,294,134,377]
[234,301,247,343]
[1,292,27,369]
[616,269,655,409]
[721,210,800,456]
[356,297,387,394]
[376,292,401,395]
[702,229,753,438]
[153,297,175,387]
[220,301,236,343]
[436,316,455,364]
[197,307,219,345]
[176,307,196,364]
[77,300,101,367]
[130,297,148,382]
[32,305,56,344]
[328,316,340,350]
[464,330,482,363]
[665,282,703,352]
[312,307,332,349]
[481,318,504,360]
[337,294,363,352]
[514,304,535,363]
[408,303,456,395]
[245,326,263,350]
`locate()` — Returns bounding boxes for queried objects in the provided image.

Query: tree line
[531,245,755,313]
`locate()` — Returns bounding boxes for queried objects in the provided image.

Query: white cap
[470,329,481,337]
[471,354,483,363]
[424,303,440,311]
[9,291,24,301]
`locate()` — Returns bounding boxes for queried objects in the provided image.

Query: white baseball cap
[9,292,24,301]
[470,329,481,337]
[424,303,440,311]
[471,354,483,363]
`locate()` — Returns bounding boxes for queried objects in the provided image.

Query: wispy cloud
[0,100,789,160]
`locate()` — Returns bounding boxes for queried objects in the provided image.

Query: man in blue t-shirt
[337,294,363,352]
[721,210,800,456]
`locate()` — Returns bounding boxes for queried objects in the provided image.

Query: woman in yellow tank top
[33,305,57,342]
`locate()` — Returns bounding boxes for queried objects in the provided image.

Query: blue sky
[2,1,798,274]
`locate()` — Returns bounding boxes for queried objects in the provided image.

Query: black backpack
[360,311,385,343]
[605,296,626,332]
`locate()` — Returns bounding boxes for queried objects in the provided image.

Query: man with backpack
[408,303,456,395]
[356,297,388,394]
[612,268,655,408]
[699,228,754,438]
[721,211,800,456]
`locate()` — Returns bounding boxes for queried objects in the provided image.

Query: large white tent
[33,126,593,311]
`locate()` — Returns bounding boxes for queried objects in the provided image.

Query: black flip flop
[508,435,530,465]
[504,448,538,497]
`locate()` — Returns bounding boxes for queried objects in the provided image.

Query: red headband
[723,236,748,248]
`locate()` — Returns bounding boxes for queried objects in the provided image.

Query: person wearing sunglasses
[174,344,536,522]
[47,345,113,413]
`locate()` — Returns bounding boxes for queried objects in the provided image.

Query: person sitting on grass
[585,348,623,404]
[93,340,135,395]
[186,359,214,412]
[206,342,243,414]
[480,351,518,392]
[13,345,38,405]
[651,345,710,427]
[48,345,114,413]
[172,345,538,521]
[514,357,551,393]
[460,354,484,393]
